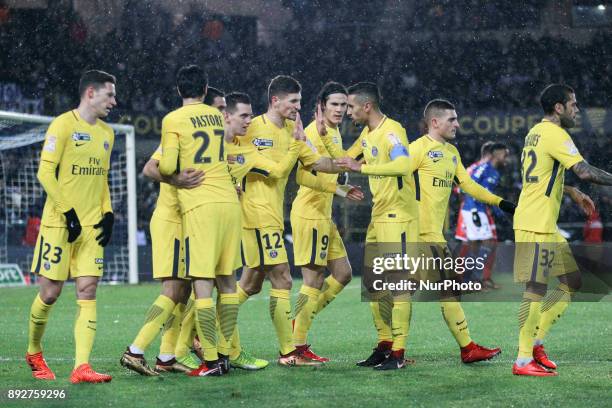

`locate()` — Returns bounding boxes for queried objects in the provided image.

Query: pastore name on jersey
[189,114,223,128]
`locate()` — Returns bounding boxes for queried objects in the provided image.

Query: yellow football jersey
[514,119,584,233]
[238,114,321,229]
[150,146,181,223]
[39,110,113,227]
[159,102,238,213]
[352,116,417,222]
[409,135,483,238]
[291,121,342,220]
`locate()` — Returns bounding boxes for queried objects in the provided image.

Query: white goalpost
[0,110,139,284]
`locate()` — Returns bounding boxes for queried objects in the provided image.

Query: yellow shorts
[31,225,104,281]
[150,216,185,280]
[364,219,419,266]
[290,214,347,267]
[242,227,288,268]
[417,233,457,282]
[514,230,579,284]
[184,203,242,279]
[363,219,419,296]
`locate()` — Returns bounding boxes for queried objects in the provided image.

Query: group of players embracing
[26,65,612,383]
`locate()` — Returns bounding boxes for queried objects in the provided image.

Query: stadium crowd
[1,1,610,241]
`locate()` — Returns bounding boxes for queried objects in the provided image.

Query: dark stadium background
[0,0,610,281]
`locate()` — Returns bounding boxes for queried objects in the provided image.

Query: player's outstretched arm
[259,141,301,178]
[295,132,344,174]
[571,160,612,186]
[296,167,364,200]
[143,158,204,189]
[563,185,596,216]
[335,134,410,176]
[455,157,515,213]
[311,156,344,173]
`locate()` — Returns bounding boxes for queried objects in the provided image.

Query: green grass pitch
[1,278,610,407]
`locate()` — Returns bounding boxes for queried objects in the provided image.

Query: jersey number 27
[193,130,224,163]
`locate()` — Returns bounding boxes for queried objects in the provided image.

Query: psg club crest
[452,156,457,165]
[371,146,378,156]
[269,250,278,258]
[237,154,245,164]
[104,140,110,151]
[44,261,51,271]
[319,250,327,259]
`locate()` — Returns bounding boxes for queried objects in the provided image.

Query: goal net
[0,110,138,284]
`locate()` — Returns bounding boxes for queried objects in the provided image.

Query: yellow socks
[536,284,572,343]
[370,291,393,343]
[175,298,195,358]
[518,292,543,359]
[132,295,175,352]
[391,300,412,351]
[269,289,294,355]
[74,299,97,368]
[229,285,249,359]
[315,276,345,314]
[440,300,472,348]
[194,298,217,362]
[28,294,53,354]
[293,285,321,345]
[159,302,185,356]
[216,293,239,356]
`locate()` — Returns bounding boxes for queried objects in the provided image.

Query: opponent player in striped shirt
[455,142,509,288]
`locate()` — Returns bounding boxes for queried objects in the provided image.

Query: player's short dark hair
[347,82,381,107]
[79,70,116,97]
[423,99,455,122]
[317,81,347,106]
[225,92,251,113]
[204,86,224,105]
[539,84,575,114]
[176,65,208,99]
[481,141,507,157]
[268,75,301,103]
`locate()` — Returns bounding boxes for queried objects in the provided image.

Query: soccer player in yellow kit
[290,82,364,362]
[409,99,514,363]
[26,70,116,384]
[120,149,204,376]
[334,82,419,370]
[158,65,241,377]
[173,86,226,369]
[236,75,343,366]
[512,84,612,376]
[222,91,304,370]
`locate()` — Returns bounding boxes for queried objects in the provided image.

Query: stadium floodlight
[0,110,138,284]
